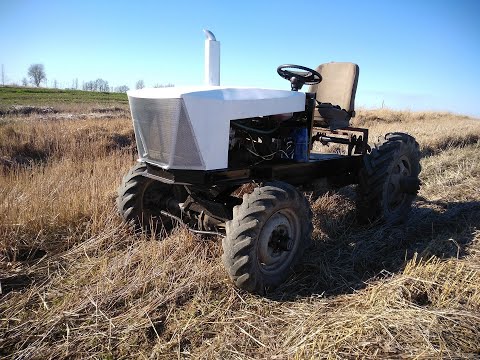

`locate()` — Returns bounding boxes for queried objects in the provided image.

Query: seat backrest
[308,62,359,114]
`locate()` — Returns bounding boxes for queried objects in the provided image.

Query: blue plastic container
[293,128,309,162]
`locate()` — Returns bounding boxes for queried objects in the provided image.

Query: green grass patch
[0,86,128,110]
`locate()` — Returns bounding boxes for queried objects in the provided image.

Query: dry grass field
[0,89,479,359]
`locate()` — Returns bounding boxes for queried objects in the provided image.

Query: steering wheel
[277,64,322,91]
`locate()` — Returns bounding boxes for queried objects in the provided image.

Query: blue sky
[1,0,479,116]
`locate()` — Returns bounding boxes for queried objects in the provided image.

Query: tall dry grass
[0,116,133,166]
[0,108,479,359]
[354,109,480,155]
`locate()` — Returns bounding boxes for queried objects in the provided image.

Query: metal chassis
[144,154,364,188]
[139,93,370,227]
[143,153,365,229]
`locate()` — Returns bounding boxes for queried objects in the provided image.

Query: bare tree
[115,85,129,93]
[71,78,79,90]
[135,80,145,89]
[83,80,94,91]
[28,64,46,87]
[95,78,109,92]
[1,64,4,86]
[53,79,58,89]
[83,78,109,92]
[22,77,28,86]
[153,83,174,88]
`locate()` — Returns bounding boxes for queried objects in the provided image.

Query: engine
[228,115,309,167]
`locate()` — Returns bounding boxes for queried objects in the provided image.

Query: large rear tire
[222,181,313,294]
[357,132,421,225]
[117,163,178,233]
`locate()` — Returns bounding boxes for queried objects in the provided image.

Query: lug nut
[286,240,294,251]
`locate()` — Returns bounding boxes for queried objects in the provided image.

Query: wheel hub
[399,176,421,194]
[270,226,294,252]
[257,210,299,274]
[387,155,413,211]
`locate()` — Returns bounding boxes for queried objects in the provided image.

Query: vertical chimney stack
[203,30,220,86]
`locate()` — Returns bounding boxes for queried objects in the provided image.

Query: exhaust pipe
[203,29,220,86]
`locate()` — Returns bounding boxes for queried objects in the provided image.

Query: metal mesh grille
[171,104,204,168]
[130,98,181,167]
[130,97,204,169]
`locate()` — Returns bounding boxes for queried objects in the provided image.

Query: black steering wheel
[277,64,322,91]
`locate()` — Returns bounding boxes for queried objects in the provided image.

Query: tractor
[117,62,421,294]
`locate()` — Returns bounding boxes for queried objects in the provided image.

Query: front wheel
[117,163,181,233]
[222,181,313,294]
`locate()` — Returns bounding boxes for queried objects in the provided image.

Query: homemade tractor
[117,62,421,294]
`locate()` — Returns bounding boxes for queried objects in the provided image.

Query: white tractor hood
[128,86,305,170]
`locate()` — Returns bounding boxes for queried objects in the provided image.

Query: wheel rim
[385,154,412,212]
[257,209,300,275]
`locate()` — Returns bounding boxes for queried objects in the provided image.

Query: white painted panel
[129,87,306,170]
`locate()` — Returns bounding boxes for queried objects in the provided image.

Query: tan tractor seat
[308,62,359,130]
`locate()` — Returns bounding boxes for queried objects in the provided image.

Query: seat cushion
[314,103,350,130]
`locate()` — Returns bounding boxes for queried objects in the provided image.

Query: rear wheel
[117,163,180,233]
[222,181,312,294]
[357,132,421,224]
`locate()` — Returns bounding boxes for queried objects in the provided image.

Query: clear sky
[1,0,479,116]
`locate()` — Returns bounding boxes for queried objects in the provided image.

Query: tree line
[0,63,173,93]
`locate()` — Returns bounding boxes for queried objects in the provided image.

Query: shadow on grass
[270,198,480,301]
